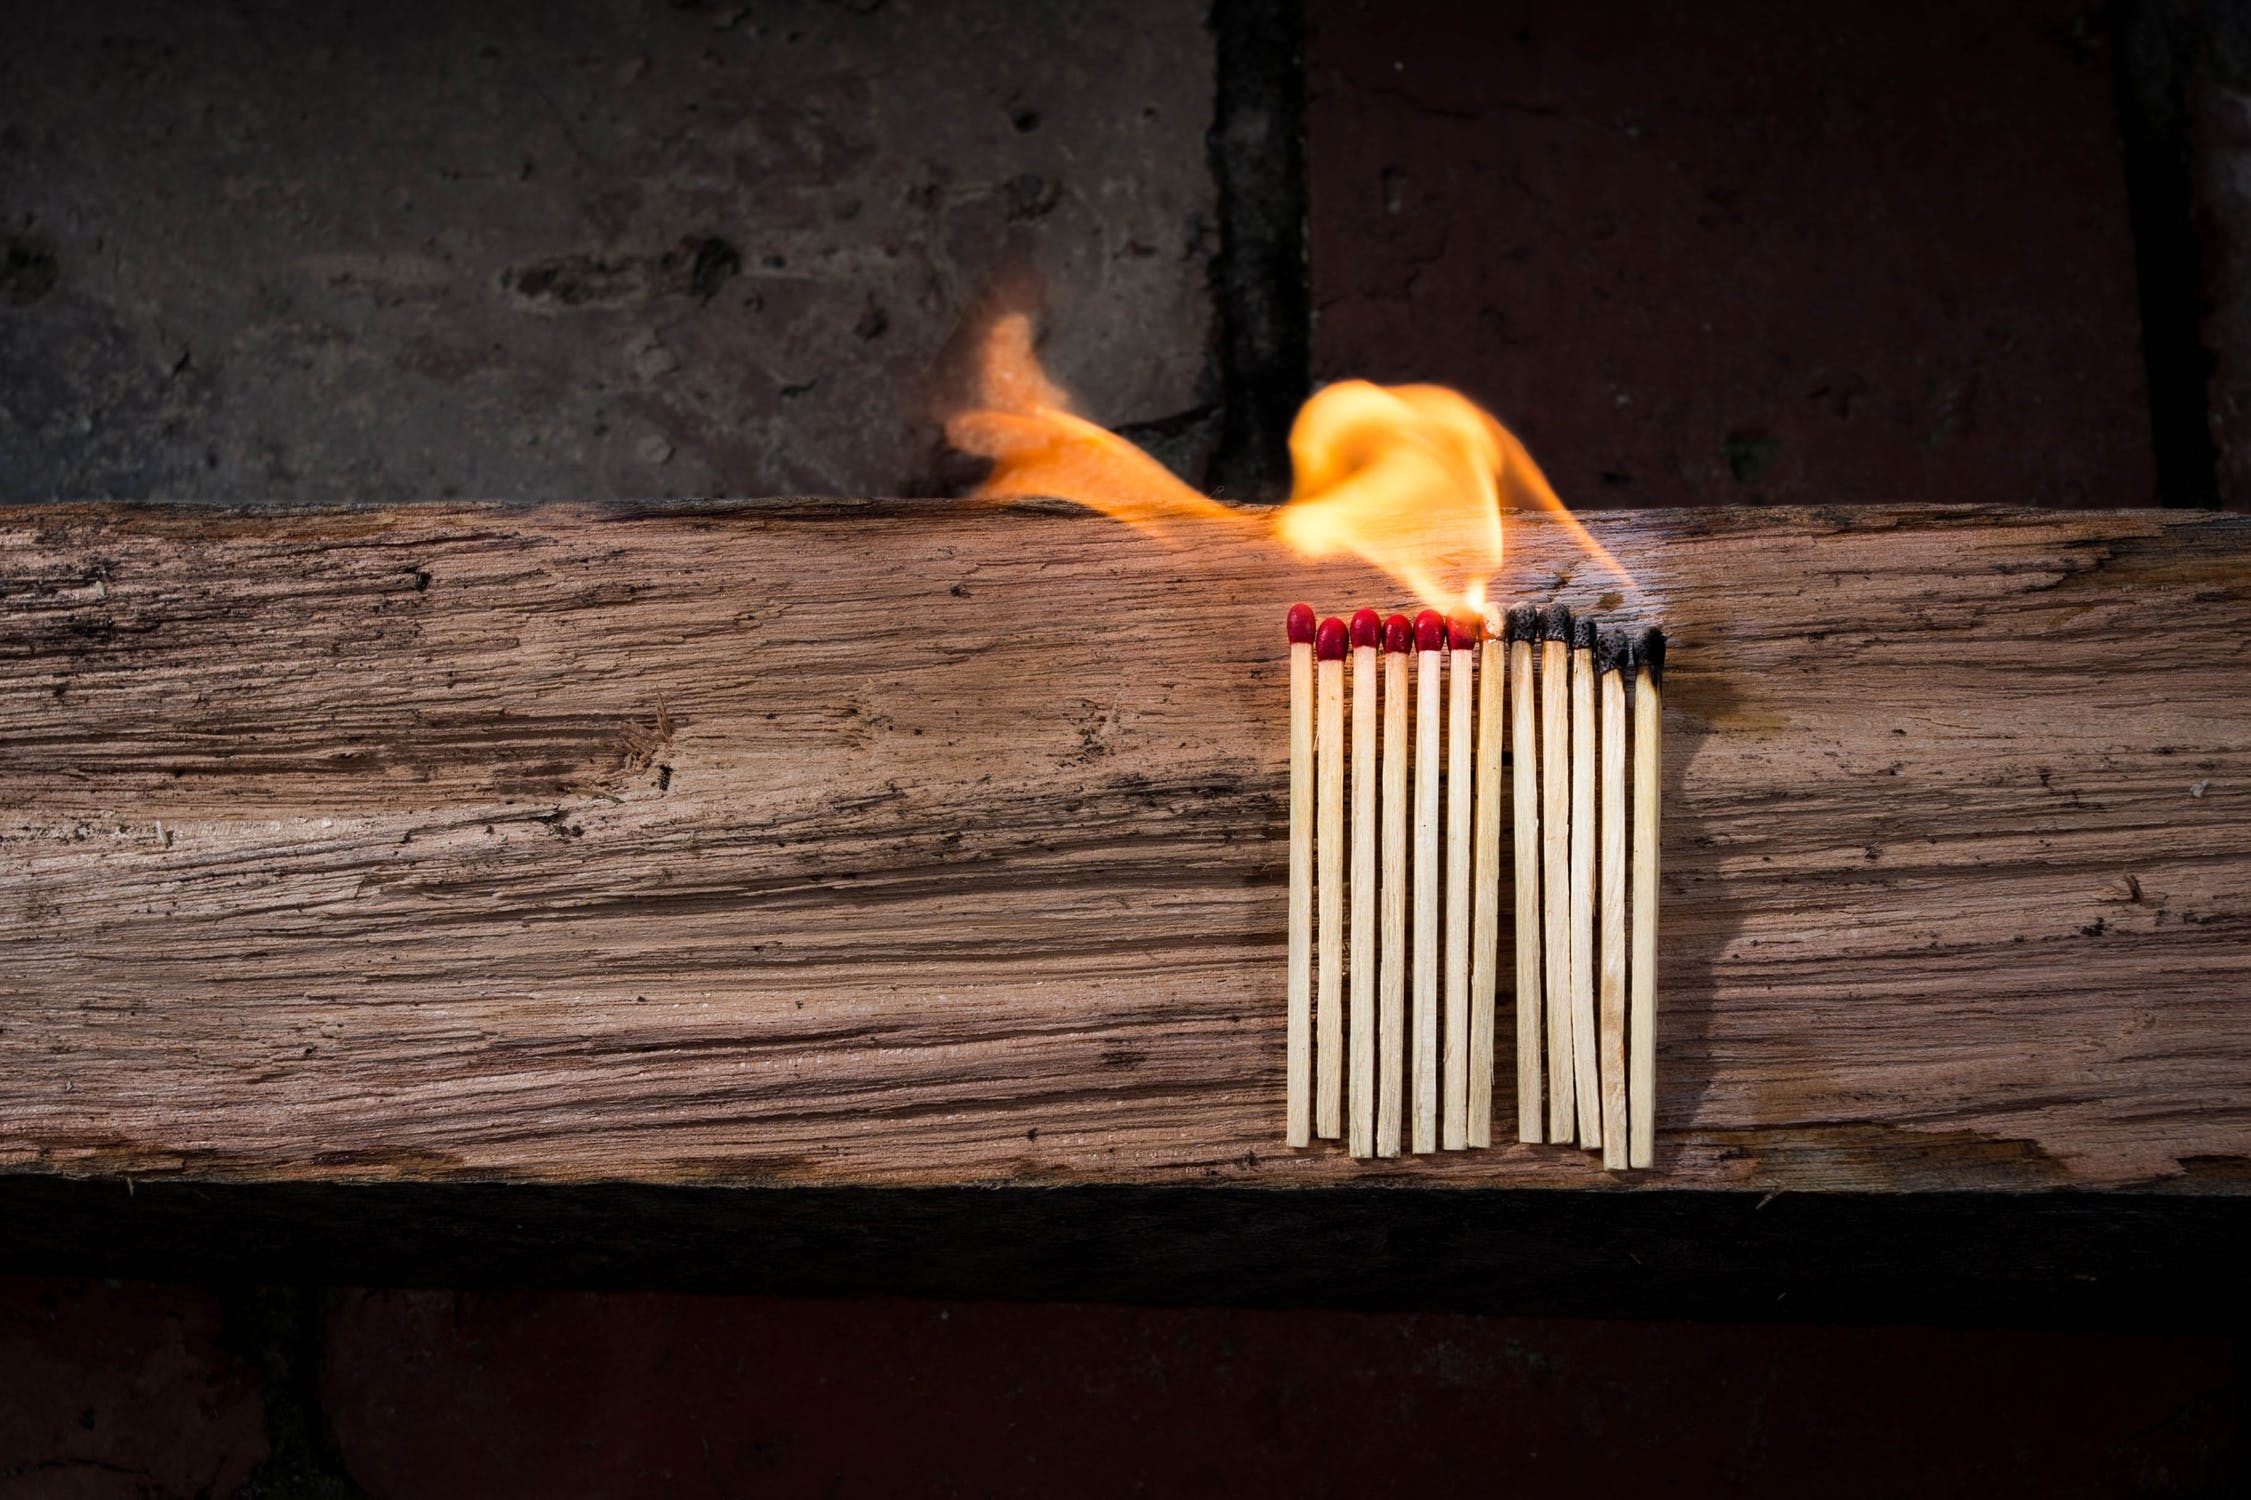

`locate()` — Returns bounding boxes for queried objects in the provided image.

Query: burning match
[1631,628,1666,1170]
[1539,605,1575,1143]
[1568,614,1601,1150]
[951,298,1684,1170]
[1508,604,1543,1143]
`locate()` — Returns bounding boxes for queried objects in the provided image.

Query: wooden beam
[2,501,2247,1203]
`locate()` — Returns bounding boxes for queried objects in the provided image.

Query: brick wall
[1307,0,2153,509]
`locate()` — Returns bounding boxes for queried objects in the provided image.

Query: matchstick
[1630,627,1666,1170]
[1538,605,1575,1142]
[1508,605,1542,1143]
[1442,609,1477,1150]
[1316,615,1347,1141]
[1468,603,1506,1148]
[1568,614,1602,1149]
[1347,609,1381,1158]
[1377,612,1411,1157]
[1598,629,1629,1171]
[1411,607,1445,1153]
[1285,603,1315,1147]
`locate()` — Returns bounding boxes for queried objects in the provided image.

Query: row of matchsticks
[1285,602,1666,1170]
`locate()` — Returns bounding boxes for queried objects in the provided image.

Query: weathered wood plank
[2,502,2247,1193]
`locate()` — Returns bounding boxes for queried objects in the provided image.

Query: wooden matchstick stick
[1630,627,1666,1170]
[1348,609,1381,1158]
[1568,615,1602,1149]
[1377,612,1411,1157]
[1316,615,1347,1141]
[1411,608,1445,1153]
[1285,603,1315,1147]
[1468,604,1506,1148]
[1508,605,1542,1143]
[1598,630,1629,1171]
[1538,605,1575,1143]
[1442,609,1477,1150]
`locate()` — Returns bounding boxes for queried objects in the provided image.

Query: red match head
[1447,609,1481,650]
[1383,613,1412,653]
[1413,609,1446,652]
[1349,608,1381,650]
[1315,616,1348,661]
[1285,602,1316,645]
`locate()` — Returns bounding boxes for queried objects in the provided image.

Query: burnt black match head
[1596,628,1631,675]
[1638,626,1667,683]
[1572,615,1598,651]
[1541,604,1575,642]
[1506,604,1539,643]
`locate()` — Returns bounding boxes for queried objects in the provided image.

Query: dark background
[3,0,2247,1493]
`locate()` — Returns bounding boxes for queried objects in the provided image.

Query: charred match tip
[1597,628,1631,675]
[1316,616,1348,661]
[1383,613,1413,653]
[1572,615,1598,651]
[1285,603,1317,645]
[1638,626,1668,683]
[1447,610,1481,650]
[1541,604,1575,642]
[1350,608,1382,650]
[1413,609,1447,652]
[1506,604,1539,643]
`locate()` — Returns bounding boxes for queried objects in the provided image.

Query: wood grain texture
[1,501,2247,1193]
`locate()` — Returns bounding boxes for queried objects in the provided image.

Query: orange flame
[943,314,1248,547]
[1277,381,1506,611]
[945,312,1628,606]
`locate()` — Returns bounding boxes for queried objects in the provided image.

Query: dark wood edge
[20,496,2248,525]
[3,1176,2243,1330]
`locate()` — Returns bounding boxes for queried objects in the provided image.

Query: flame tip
[946,307,1632,616]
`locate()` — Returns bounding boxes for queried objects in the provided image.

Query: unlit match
[1348,609,1381,1159]
[1411,608,1444,1154]
[1276,601,1665,1173]
[1315,616,1347,1141]
[1468,604,1506,1149]
[1442,609,1477,1150]
[1377,612,1411,1158]
[1284,603,1315,1148]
